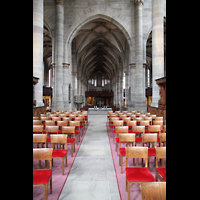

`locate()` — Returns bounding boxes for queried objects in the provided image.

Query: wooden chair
[33,117,39,120]
[160,133,166,147]
[33,148,53,200]
[62,117,71,125]
[125,146,155,200]
[33,120,42,125]
[45,126,59,143]
[69,121,80,145]
[140,182,166,200]
[57,121,68,134]
[127,121,137,133]
[156,147,166,182]
[50,134,68,175]
[33,125,44,134]
[33,134,47,168]
[52,117,61,125]
[140,120,150,133]
[144,116,152,125]
[41,114,47,117]
[33,134,47,148]
[115,126,128,155]
[119,133,135,173]
[153,120,163,125]
[109,117,119,136]
[41,117,49,124]
[130,111,136,115]
[148,125,161,142]
[112,120,124,144]
[43,120,55,133]
[132,125,145,144]
[142,133,157,168]
[135,117,142,125]
[123,117,131,126]
[75,116,84,137]
[69,114,76,121]
[62,126,75,157]
[130,114,136,121]
[155,117,163,121]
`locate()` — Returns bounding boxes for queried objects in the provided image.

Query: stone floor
[59,114,120,200]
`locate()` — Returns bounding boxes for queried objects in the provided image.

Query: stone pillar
[125,71,129,108]
[53,0,65,111]
[33,0,44,107]
[133,0,146,112]
[63,63,70,110]
[151,0,164,107]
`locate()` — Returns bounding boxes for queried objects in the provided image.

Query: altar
[88,108,112,115]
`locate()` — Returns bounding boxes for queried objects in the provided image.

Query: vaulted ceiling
[72,19,129,81]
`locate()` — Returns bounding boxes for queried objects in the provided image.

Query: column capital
[134,0,143,5]
[129,63,136,69]
[56,0,65,5]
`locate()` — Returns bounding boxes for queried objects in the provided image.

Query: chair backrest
[33,117,39,120]
[140,182,166,200]
[142,134,157,147]
[33,120,42,125]
[140,120,150,127]
[160,133,166,146]
[119,133,136,147]
[132,125,145,134]
[155,117,163,121]
[123,117,131,124]
[150,115,156,120]
[144,113,150,116]
[130,115,136,120]
[148,125,161,133]
[33,148,53,169]
[33,134,47,146]
[135,117,142,122]
[75,116,84,123]
[69,120,80,129]
[41,114,47,117]
[62,126,75,134]
[50,135,67,149]
[57,121,68,128]
[69,114,76,121]
[59,113,67,119]
[130,111,136,115]
[153,121,163,125]
[41,117,49,122]
[52,117,61,123]
[113,120,123,127]
[127,120,137,128]
[45,120,55,126]
[62,117,71,123]
[156,147,166,168]
[45,126,58,134]
[33,125,43,133]
[125,146,148,167]
[115,126,128,133]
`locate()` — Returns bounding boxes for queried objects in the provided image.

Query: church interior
[33,0,166,199]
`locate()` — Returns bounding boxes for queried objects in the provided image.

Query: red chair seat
[156,168,166,181]
[46,137,50,142]
[157,136,160,141]
[52,149,67,157]
[148,148,156,156]
[135,137,142,142]
[116,138,132,143]
[113,130,116,133]
[67,138,75,143]
[75,130,80,134]
[58,130,62,134]
[119,148,126,156]
[126,167,155,182]
[128,130,133,133]
[43,130,46,133]
[33,169,52,185]
[80,125,83,128]
[145,129,149,133]
[110,125,113,128]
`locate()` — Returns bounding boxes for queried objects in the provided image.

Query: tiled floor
[59,114,120,200]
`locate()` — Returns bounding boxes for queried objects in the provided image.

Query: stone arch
[64,14,132,63]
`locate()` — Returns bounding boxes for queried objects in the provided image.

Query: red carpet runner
[106,122,158,200]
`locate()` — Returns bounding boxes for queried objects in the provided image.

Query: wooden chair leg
[121,156,123,174]
[44,184,48,200]
[50,178,52,194]
[128,181,130,200]
[66,155,67,167]
[62,158,64,175]
[71,144,73,157]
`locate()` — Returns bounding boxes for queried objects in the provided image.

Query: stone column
[133,0,146,112]
[151,0,164,107]
[33,0,44,107]
[125,71,129,108]
[63,63,70,110]
[53,0,65,111]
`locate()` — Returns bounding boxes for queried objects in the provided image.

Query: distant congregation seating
[107,110,166,200]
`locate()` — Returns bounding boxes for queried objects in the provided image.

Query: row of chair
[107,110,166,200]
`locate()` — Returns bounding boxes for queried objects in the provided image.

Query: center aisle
[59,114,120,200]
